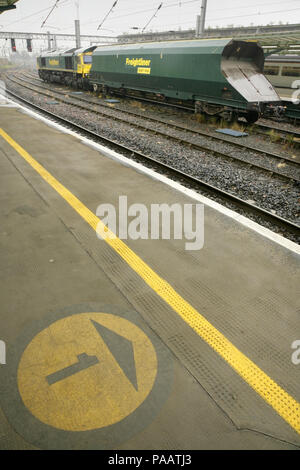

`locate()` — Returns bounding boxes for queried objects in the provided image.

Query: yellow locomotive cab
[77,52,93,77]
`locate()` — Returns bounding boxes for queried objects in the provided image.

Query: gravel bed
[5,79,300,243]
[20,72,300,145]
[11,73,300,181]
[19,71,300,159]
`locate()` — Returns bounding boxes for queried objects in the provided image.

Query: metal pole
[75,0,80,20]
[47,31,51,50]
[195,15,200,38]
[199,0,207,37]
[75,19,81,48]
[74,1,81,48]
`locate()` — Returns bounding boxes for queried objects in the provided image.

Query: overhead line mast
[74,0,81,48]
[196,0,207,38]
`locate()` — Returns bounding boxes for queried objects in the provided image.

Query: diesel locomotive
[37,38,284,123]
[37,45,97,89]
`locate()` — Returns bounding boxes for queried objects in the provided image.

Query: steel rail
[23,71,300,142]
[4,87,300,241]
[8,74,300,184]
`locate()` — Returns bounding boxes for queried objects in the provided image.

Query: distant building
[118,23,300,43]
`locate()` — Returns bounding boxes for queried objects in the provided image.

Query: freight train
[37,38,284,124]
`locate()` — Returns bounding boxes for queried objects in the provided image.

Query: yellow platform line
[1,127,299,435]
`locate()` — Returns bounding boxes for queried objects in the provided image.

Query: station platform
[0,98,299,450]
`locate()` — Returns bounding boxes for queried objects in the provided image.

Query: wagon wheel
[246,111,259,124]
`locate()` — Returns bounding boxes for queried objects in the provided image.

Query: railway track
[7,73,300,186]
[20,71,300,146]
[254,121,300,141]
[26,71,300,139]
[3,86,300,242]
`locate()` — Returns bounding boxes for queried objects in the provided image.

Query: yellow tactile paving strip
[1,127,299,435]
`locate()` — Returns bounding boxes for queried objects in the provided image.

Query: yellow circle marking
[18,313,158,431]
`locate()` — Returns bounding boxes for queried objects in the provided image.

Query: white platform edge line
[2,94,300,255]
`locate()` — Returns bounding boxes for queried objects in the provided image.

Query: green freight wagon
[90,38,282,123]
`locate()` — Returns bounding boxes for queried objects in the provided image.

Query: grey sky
[1,0,300,36]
